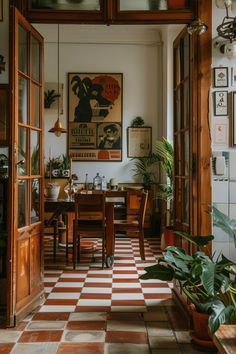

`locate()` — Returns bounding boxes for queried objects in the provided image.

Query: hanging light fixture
[215,0,236,58]
[186,18,208,36]
[48,24,67,137]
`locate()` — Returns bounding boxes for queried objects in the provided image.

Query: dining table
[44,191,127,267]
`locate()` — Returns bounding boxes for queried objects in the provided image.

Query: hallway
[0,237,204,353]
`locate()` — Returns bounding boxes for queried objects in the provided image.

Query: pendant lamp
[48,24,67,137]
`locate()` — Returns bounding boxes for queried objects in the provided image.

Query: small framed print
[232,92,236,146]
[213,67,228,87]
[127,127,152,158]
[212,117,228,146]
[232,68,236,87]
[213,91,228,116]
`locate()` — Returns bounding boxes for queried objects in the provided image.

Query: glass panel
[18,127,27,176]
[183,80,189,128]
[183,35,189,79]
[31,36,40,82]
[31,130,39,175]
[183,179,189,224]
[119,0,189,11]
[18,77,28,124]
[174,178,182,221]
[18,180,28,228]
[0,86,8,142]
[31,84,40,128]
[175,89,181,132]
[174,47,181,87]
[31,179,40,224]
[174,135,181,176]
[18,25,28,74]
[184,131,189,176]
[31,0,100,11]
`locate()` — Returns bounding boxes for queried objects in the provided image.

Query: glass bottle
[93,172,102,190]
[84,173,89,191]
[101,175,107,190]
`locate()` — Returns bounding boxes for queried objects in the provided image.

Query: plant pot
[168,0,185,9]
[149,0,168,10]
[45,184,60,201]
[161,226,174,250]
[190,307,217,352]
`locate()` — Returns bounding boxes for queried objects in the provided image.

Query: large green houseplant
[140,233,236,341]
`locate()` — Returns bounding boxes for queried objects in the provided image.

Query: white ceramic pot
[46,184,60,200]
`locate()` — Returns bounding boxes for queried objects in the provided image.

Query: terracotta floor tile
[32,312,70,321]
[0,343,15,353]
[113,270,138,274]
[86,274,112,278]
[111,300,145,306]
[141,283,169,288]
[80,294,111,300]
[44,299,78,306]
[107,312,144,321]
[66,321,106,330]
[106,331,147,344]
[58,278,85,282]
[112,279,139,283]
[112,288,142,293]
[83,283,112,288]
[144,294,172,299]
[51,287,82,293]
[75,306,111,312]
[57,343,104,354]
[18,330,63,342]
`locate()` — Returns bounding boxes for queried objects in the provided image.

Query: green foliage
[140,234,236,334]
[44,89,60,108]
[211,205,236,247]
[131,116,145,127]
[132,154,157,190]
[31,144,39,175]
[61,154,70,170]
[70,76,92,99]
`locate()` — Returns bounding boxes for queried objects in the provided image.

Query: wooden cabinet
[22,0,196,24]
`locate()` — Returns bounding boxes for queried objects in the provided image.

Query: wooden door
[8,7,44,325]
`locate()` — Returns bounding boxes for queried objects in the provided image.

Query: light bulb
[54,130,62,137]
[224,40,236,58]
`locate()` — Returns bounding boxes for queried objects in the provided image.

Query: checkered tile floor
[0,237,203,354]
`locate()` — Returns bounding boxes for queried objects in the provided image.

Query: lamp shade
[48,117,67,137]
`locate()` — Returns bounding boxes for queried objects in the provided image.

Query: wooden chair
[73,191,106,269]
[114,190,148,260]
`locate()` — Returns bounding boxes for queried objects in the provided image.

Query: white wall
[35,24,163,183]
[212,0,236,261]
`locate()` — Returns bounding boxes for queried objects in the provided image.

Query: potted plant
[61,154,70,177]
[154,138,174,248]
[132,154,157,191]
[140,233,236,349]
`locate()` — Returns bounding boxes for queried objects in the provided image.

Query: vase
[149,0,168,10]
[45,184,60,201]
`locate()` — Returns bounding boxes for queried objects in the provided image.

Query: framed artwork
[213,91,228,116]
[0,84,9,143]
[212,117,228,146]
[213,67,228,88]
[0,0,3,22]
[68,73,123,161]
[44,82,63,114]
[127,127,152,157]
[232,68,236,87]
[232,92,236,146]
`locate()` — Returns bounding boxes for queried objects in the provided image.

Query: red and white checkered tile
[0,237,195,354]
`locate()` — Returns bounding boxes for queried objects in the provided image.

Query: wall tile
[212,181,228,203]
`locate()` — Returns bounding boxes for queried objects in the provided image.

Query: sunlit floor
[0,237,205,353]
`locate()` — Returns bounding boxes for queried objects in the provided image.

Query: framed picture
[0,84,9,143]
[213,91,228,116]
[68,73,123,161]
[232,68,236,87]
[213,67,228,87]
[44,82,63,114]
[0,0,3,22]
[232,92,236,146]
[127,127,152,158]
[212,117,228,146]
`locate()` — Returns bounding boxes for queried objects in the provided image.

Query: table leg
[105,203,114,267]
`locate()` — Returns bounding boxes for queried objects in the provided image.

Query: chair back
[127,190,148,226]
[74,191,106,226]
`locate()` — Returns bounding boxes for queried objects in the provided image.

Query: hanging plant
[44,89,60,108]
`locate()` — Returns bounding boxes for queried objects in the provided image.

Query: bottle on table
[93,172,102,190]
[101,176,107,190]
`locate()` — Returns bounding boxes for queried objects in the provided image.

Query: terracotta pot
[161,227,174,250]
[168,0,185,9]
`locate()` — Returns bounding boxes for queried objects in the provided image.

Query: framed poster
[68,73,123,161]
[213,67,228,88]
[127,127,152,157]
[213,91,228,116]
[232,92,236,146]
[212,117,228,146]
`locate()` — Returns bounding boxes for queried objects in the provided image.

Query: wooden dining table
[44,191,126,267]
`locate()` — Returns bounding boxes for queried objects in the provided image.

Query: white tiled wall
[212,151,236,261]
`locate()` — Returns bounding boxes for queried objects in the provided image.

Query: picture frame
[127,127,152,158]
[232,92,236,146]
[213,67,228,88]
[232,67,236,87]
[0,84,9,143]
[213,91,228,116]
[0,0,3,22]
[68,73,123,161]
[212,117,228,146]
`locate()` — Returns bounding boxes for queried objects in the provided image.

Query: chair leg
[65,214,69,260]
[139,230,145,260]
[73,219,76,270]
